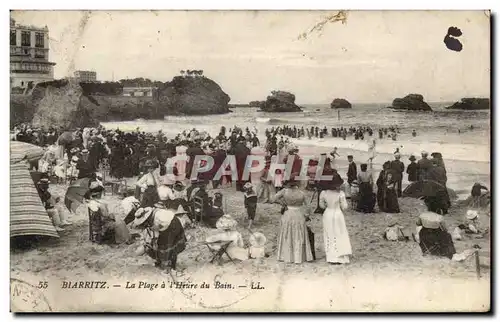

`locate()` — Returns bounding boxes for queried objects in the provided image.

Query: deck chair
[205,241,235,265]
[192,196,205,224]
[88,208,104,244]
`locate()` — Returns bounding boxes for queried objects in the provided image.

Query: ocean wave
[291,137,490,163]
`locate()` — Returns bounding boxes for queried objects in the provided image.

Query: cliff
[330,98,352,109]
[10,76,232,127]
[156,76,230,115]
[259,91,303,112]
[12,80,101,129]
[445,98,490,110]
[387,94,432,111]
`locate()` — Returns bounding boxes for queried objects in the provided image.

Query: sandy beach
[10,177,491,312]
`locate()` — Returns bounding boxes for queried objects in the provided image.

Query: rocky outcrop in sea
[445,98,490,110]
[387,94,432,111]
[258,91,303,112]
[330,98,352,109]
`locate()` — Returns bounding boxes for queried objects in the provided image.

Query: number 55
[38,281,48,289]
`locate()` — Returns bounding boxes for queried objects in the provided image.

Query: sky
[11,10,490,104]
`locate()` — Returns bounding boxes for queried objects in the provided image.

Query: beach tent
[10,161,59,238]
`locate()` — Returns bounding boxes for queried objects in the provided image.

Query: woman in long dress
[356,163,375,213]
[383,173,400,213]
[272,177,314,264]
[318,174,352,264]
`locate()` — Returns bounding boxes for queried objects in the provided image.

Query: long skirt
[277,207,314,263]
[323,207,352,263]
[356,182,375,213]
[147,217,187,269]
[418,227,456,259]
[141,186,159,208]
[384,188,400,213]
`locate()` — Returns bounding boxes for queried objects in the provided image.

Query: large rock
[157,76,230,115]
[387,94,432,111]
[330,98,352,109]
[16,79,100,129]
[445,98,490,110]
[259,91,302,112]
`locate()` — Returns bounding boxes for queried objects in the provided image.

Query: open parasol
[403,180,448,199]
[64,178,91,213]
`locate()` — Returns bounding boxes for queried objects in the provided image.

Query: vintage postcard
[9,10,490,312]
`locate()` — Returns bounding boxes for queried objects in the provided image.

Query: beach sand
[10,177,491,312]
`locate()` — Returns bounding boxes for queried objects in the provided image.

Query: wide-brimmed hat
[409,155,417,161]
[216,214,238,230]
[249,232,267,247]
[466,210,479,220]
[81,149,89,155]
[243,182,254,190]
[133,207,154,228]
[70,147,80,154]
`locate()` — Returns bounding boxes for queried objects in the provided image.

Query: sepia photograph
[8,9,491,312]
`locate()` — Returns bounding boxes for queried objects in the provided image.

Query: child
[243,182,258,230]
[465,210,482,234]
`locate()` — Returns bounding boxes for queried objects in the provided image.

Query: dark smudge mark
[444,26,463,52]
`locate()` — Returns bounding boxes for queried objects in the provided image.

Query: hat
[147,144,156,149]
[37,178,50,185]
[216,215,238,230]
[144,159,157,168]
[133,207,154,228]
[421,150,428,156]
[249,232,267,247]
[81,149,89,154]
[409,155,417,161]
[243,182,253,190]
[173,181,185,190]
[71,156,79,162]
[153,209,175,231]
[466,210,479,220]
[89,181,100,190]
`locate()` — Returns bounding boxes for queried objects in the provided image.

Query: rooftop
[10,18,48,31]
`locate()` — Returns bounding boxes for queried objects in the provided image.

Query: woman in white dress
[319,174,352,264]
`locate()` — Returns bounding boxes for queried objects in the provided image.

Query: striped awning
[10,162,59,238]
[10,141,45,164]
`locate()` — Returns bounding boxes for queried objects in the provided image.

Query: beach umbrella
[64,178,91,213]
[10,141,45,164]
[402,180,448,199]
[57,131,75,146]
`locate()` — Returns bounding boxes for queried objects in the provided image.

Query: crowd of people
[12,122,487,271]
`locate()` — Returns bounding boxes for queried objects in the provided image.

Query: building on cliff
[10,18,56,89]
[123,86,157,98]
[74,70,97,82]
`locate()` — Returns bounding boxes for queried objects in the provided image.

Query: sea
[102,103,491,198]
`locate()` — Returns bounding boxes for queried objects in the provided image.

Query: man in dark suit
[347,155,357,185]
[390,153,405,197]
